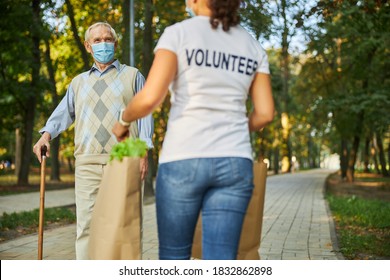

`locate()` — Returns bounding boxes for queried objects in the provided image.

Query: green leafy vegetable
[109,138,148,162]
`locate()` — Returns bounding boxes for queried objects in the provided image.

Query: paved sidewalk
[0,189,75,214]
[0,169,341,260]
[259,169,342,260]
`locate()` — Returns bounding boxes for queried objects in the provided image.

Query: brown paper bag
[88,157,142,260]
[191,161,267,260]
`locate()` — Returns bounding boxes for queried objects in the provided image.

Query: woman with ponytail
[113,0,274,260]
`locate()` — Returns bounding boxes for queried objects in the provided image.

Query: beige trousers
[74,163,104,260]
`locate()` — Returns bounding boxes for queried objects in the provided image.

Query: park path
[260,169,341,260]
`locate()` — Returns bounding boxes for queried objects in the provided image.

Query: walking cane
[38,146,47,260]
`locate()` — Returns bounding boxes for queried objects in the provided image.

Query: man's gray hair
[85,22,118,42]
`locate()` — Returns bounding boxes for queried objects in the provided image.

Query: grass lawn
[0,206,76,242]
[0,169,75,196]
[327,194,390,259]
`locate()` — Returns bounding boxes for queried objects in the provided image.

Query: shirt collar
[89,59,120,75]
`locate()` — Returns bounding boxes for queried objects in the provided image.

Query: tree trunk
[18,0,41,186]
[67,158,74,173]
[121,0,130,65]
[388,142,390,173]
[346,106,365,182]
[312,147,316,168]
[311,143,318,168]
[273,147,279,174]
[18,102,36,185]
[142,0,153,76]
[64,0,90,71]
[15,128,22,177]
[371,138,380,174]
[363,137,370,173]
[340,139,348,179]
[44,39,61,181]
[376,132,389,177]
[346,135,360,183]
[280,0,291,172]
[141,0,156,201]
[308,135,312,168]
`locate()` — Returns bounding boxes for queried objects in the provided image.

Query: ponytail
[208,0,241,31]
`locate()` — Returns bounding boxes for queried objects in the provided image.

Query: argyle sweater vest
[71,64,139,165]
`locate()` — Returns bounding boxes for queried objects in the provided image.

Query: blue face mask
[91,42,115,64]
[185,0,196,17]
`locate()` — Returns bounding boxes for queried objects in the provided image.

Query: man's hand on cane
[33,132,51,163]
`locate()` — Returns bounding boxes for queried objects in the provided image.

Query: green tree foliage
[240,0,272,40]
[0,0,50,185]
[294,0,390,179]
[2,0,387,185]
[0,0,33,142]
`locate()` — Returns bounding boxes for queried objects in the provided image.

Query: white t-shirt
[155,16,270,164]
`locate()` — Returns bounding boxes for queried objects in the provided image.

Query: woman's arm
[113,49,177,141]
[248,73,275,131]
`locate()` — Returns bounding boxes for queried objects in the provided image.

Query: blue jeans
[156,157,254,260]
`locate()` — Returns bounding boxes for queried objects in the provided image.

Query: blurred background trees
[0,0,389,186]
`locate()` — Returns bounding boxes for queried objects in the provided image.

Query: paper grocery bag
[236,161,267,260]
[191,215,203,260]
[191,161,267,260]
[89,157,142,260]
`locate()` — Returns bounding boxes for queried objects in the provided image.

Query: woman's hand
[112,122,130,142]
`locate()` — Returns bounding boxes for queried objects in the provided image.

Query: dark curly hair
[208,0,241,31]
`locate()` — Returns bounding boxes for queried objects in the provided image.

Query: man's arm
[39,86,76,139]
[33,86,76,162]
[134,71,154,149]
[134,71,154,180]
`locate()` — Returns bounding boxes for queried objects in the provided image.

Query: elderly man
[33,22,153,259]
